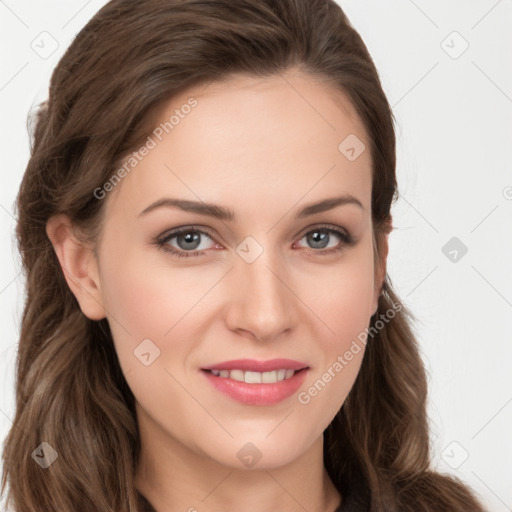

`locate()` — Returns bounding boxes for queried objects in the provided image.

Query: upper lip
[201,358,309,372]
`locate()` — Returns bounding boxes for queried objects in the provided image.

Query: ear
[46,214,106,320]
[371,217,391,315]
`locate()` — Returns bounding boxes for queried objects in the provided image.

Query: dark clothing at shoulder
[137,488,366,511]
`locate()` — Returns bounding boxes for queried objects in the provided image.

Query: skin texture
[46,68,389,512]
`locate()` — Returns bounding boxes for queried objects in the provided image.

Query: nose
[224,247,297,341]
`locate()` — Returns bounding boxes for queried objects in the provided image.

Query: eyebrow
[138,194,364,221]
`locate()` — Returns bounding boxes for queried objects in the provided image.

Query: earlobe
[45,214,106,321]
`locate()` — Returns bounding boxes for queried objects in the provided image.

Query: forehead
[105,69,372,220]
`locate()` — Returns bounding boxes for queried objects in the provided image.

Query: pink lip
[201,358,309,372]
[202,369,308,406]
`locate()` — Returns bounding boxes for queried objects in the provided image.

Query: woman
[1,0,486,510]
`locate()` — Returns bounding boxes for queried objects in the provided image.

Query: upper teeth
[209,369,296,383]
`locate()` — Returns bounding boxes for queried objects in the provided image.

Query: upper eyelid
[158,225,216,242]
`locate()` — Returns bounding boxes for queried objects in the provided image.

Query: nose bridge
[226,239,295,339]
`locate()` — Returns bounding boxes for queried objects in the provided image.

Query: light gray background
[1,1,511,510]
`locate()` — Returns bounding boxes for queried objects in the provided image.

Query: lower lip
[201,369,309,405]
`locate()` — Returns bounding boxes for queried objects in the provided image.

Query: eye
[155,226,218,258]
[154,224,355,258]
[294,224,354,255]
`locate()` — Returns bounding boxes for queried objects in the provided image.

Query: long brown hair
[2,0,485,510]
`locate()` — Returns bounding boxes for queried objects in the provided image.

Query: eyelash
[153,224,355,259]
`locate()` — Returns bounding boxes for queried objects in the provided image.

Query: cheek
[297,275,370,428]
[98,251,207,423]
[294,245,374,417]
[98,241,229,377]
[301,243,375,343]
[99,240,214,333]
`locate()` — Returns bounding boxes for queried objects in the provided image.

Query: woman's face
[90,69,385,469]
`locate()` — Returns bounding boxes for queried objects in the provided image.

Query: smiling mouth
[202,368,307,384]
